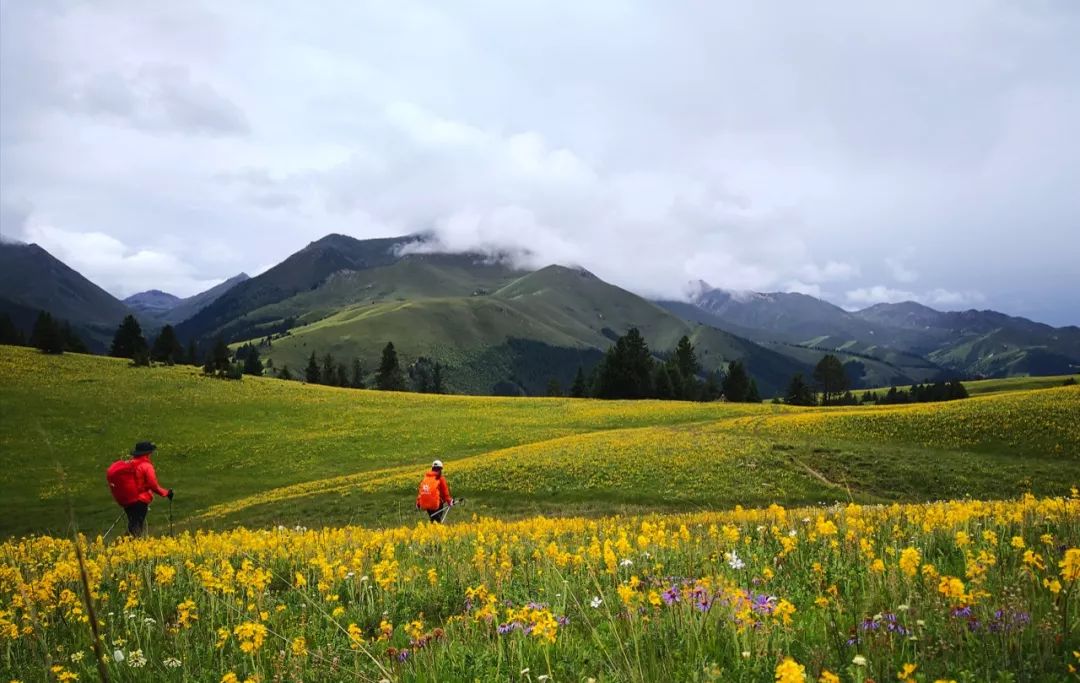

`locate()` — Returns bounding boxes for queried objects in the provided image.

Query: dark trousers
[427,506,449,524]
[124,502,149,537]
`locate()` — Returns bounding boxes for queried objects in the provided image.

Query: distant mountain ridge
[655,284,1080,381]
[3,234,1075,394]
[125,274,250,325]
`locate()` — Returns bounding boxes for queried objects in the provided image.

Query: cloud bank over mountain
[1,2,1077,323]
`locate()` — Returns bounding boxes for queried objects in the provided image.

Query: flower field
[3,495,1078,681]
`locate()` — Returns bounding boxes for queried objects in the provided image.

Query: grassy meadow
[1,345,1079,681]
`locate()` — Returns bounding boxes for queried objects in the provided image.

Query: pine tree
[570,366,587,398]
[432,362,445,394]
[702,370,723,401]
[205,337,231,377]
[321,353,335,386]
[279,364,292,381]
[784,373,817,406]
[722,360,751,402]
[595,328,654,399]
[336,363,349,387]
[652,365,674,400]
[812,354,849,406]
[546,378,563,397]
[376,342,406,391]
[0,313,25,346]
[305,352,320,384]
[186,339,198,366]
[151,325,183,364]
[674,336,701,384]
[746,378,762,403]
[110,315,148,359]
[243,345,263,376]
[351,359,365,389]
[59,322,87,353]
[30,311,63,354]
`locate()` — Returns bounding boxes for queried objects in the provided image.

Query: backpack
[417,473,441,511]
[106,459,139,506]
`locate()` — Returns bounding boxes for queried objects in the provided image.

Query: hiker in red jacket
[416,459,453,523]
[106,441,173,537]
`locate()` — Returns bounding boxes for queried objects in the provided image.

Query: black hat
[131,441,156,456]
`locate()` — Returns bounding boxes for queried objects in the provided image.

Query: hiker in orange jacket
[115,441,173,536]
[416,459,453,523]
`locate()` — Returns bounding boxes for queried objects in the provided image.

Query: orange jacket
[416,470,451,511]
[132,455,169,504]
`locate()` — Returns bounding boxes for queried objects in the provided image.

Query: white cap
[432,459,444,469]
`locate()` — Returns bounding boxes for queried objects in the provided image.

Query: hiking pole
[101,511,125,542]
[169,498,174,537]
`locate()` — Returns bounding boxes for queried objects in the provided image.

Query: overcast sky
[2,1,1078,325]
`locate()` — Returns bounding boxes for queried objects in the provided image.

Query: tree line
[554,328,762,403]
[0,311,88,354]
[780,354,970,406]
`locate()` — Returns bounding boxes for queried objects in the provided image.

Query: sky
[1,1,1078,325]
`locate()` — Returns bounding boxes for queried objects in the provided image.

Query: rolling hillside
[125,273,250,325]
[1,345,1076,537]
[244,261,809,396]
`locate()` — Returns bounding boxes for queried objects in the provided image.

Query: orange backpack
[417,473,441,511]
[106,459,139,506]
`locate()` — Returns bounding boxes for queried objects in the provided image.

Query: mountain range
[1,235,1076,394]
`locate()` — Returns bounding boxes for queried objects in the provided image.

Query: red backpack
[106,459,139,506]
[417,472,441,511]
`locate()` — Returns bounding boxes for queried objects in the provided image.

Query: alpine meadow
[3,2,1080,682]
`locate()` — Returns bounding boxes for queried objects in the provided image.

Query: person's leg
[125,502,148,536]
[428,506,448,524]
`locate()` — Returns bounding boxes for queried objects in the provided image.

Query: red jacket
[131,455,169,504]
[416,470,451,511]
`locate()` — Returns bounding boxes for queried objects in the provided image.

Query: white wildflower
[113,649,125,663]
[128,649,147,668]
[852,655,867,666]
[725,551,746,570]
[590,596,603,608]
[619,558,633,568]
[163,657,182,668]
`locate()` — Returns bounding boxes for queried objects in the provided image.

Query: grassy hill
[244,261,810,396]
[2,345,1077,538]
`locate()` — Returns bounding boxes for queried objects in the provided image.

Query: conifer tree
[812,354,849,406]
[376,342,406,391]
[321,353,336,386]
[242,344,263,376]
[30,311,63,354]
[59,321,87,353]
[110,315,148,359]
[305,352,320,384]
[351,359,365,389]
[570,366,587,398]
[151,325,183,364]
[784,373,817,406]
[336,363,349,387]
[432,362,445,394]
[279,364,292,381]
[653,365,674,400]
[0,313,24,346]
[722,360,751,402]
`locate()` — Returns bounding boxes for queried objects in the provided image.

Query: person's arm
[142,461,170,498]
[439,477,452,505]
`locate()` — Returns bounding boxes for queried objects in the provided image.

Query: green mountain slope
[248,262,809,396]
[0,242,132,351]
[175,234,417,342]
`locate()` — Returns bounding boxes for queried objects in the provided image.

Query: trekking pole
[169,498,174,537]
[101,511,125,542]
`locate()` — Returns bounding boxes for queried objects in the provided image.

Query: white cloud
[21,222,223,298]
[1,1,1078,324]
[845,284,986,310]
[885,255,919,283]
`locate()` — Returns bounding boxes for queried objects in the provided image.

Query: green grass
[2,345,1078,539]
